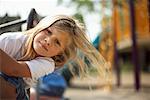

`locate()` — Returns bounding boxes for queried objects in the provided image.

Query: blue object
[92,35,100,50]
[38,72,67,97]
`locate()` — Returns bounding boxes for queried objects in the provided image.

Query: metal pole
[128,0,140,91]
[0,19,26,35]
[148,0,150,33]
[113,0,121,87]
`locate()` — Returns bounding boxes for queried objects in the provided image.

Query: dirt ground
[64,72,150,100]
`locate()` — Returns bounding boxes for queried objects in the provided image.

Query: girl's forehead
[47,26,70,36]
[47,26,72,47]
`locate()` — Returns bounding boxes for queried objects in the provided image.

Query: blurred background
[0,0,150,100]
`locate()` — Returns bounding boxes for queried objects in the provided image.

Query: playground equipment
[99,0,150,91]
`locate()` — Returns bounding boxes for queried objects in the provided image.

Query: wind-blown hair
[20,15,111,86]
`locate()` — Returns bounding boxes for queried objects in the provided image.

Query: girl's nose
[45,36,55,46]
[44,39,50,46]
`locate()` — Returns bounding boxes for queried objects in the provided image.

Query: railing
[0,19,26,35]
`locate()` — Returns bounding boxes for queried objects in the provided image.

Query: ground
[64,72,150,100]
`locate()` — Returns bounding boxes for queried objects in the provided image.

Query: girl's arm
[0,49,31,78]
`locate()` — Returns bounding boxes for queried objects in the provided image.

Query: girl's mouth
[39,41,48,51]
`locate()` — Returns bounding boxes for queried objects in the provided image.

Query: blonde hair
[20,15,111,86]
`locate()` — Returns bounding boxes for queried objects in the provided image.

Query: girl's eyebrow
[46,29,52,34]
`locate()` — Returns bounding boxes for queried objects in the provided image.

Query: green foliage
[72,0,95,12]
[57,0,63,5]
[57,0,95,12]
[73,13,85,24]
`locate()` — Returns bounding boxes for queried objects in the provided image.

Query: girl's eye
[46,29,52,35]
[55,39,61,46]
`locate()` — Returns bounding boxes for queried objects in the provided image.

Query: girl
[0,15,111,99]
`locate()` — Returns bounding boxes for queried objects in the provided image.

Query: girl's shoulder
[0,32,28,46]
[0,32,28,57]
[0,32,27,40]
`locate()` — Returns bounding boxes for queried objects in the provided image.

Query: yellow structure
[98,0,150,91]
[99,0,150,69]
[115,0,150,52]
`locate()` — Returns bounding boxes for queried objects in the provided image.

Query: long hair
[20,15,111,86]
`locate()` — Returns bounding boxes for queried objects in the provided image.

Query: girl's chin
[35,53,51,57]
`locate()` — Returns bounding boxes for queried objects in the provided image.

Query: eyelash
[55,40,60,46]
[47,30,52,35]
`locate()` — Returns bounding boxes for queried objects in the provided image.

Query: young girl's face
[33,26,71,57]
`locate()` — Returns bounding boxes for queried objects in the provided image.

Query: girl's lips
[39,41,48,51]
